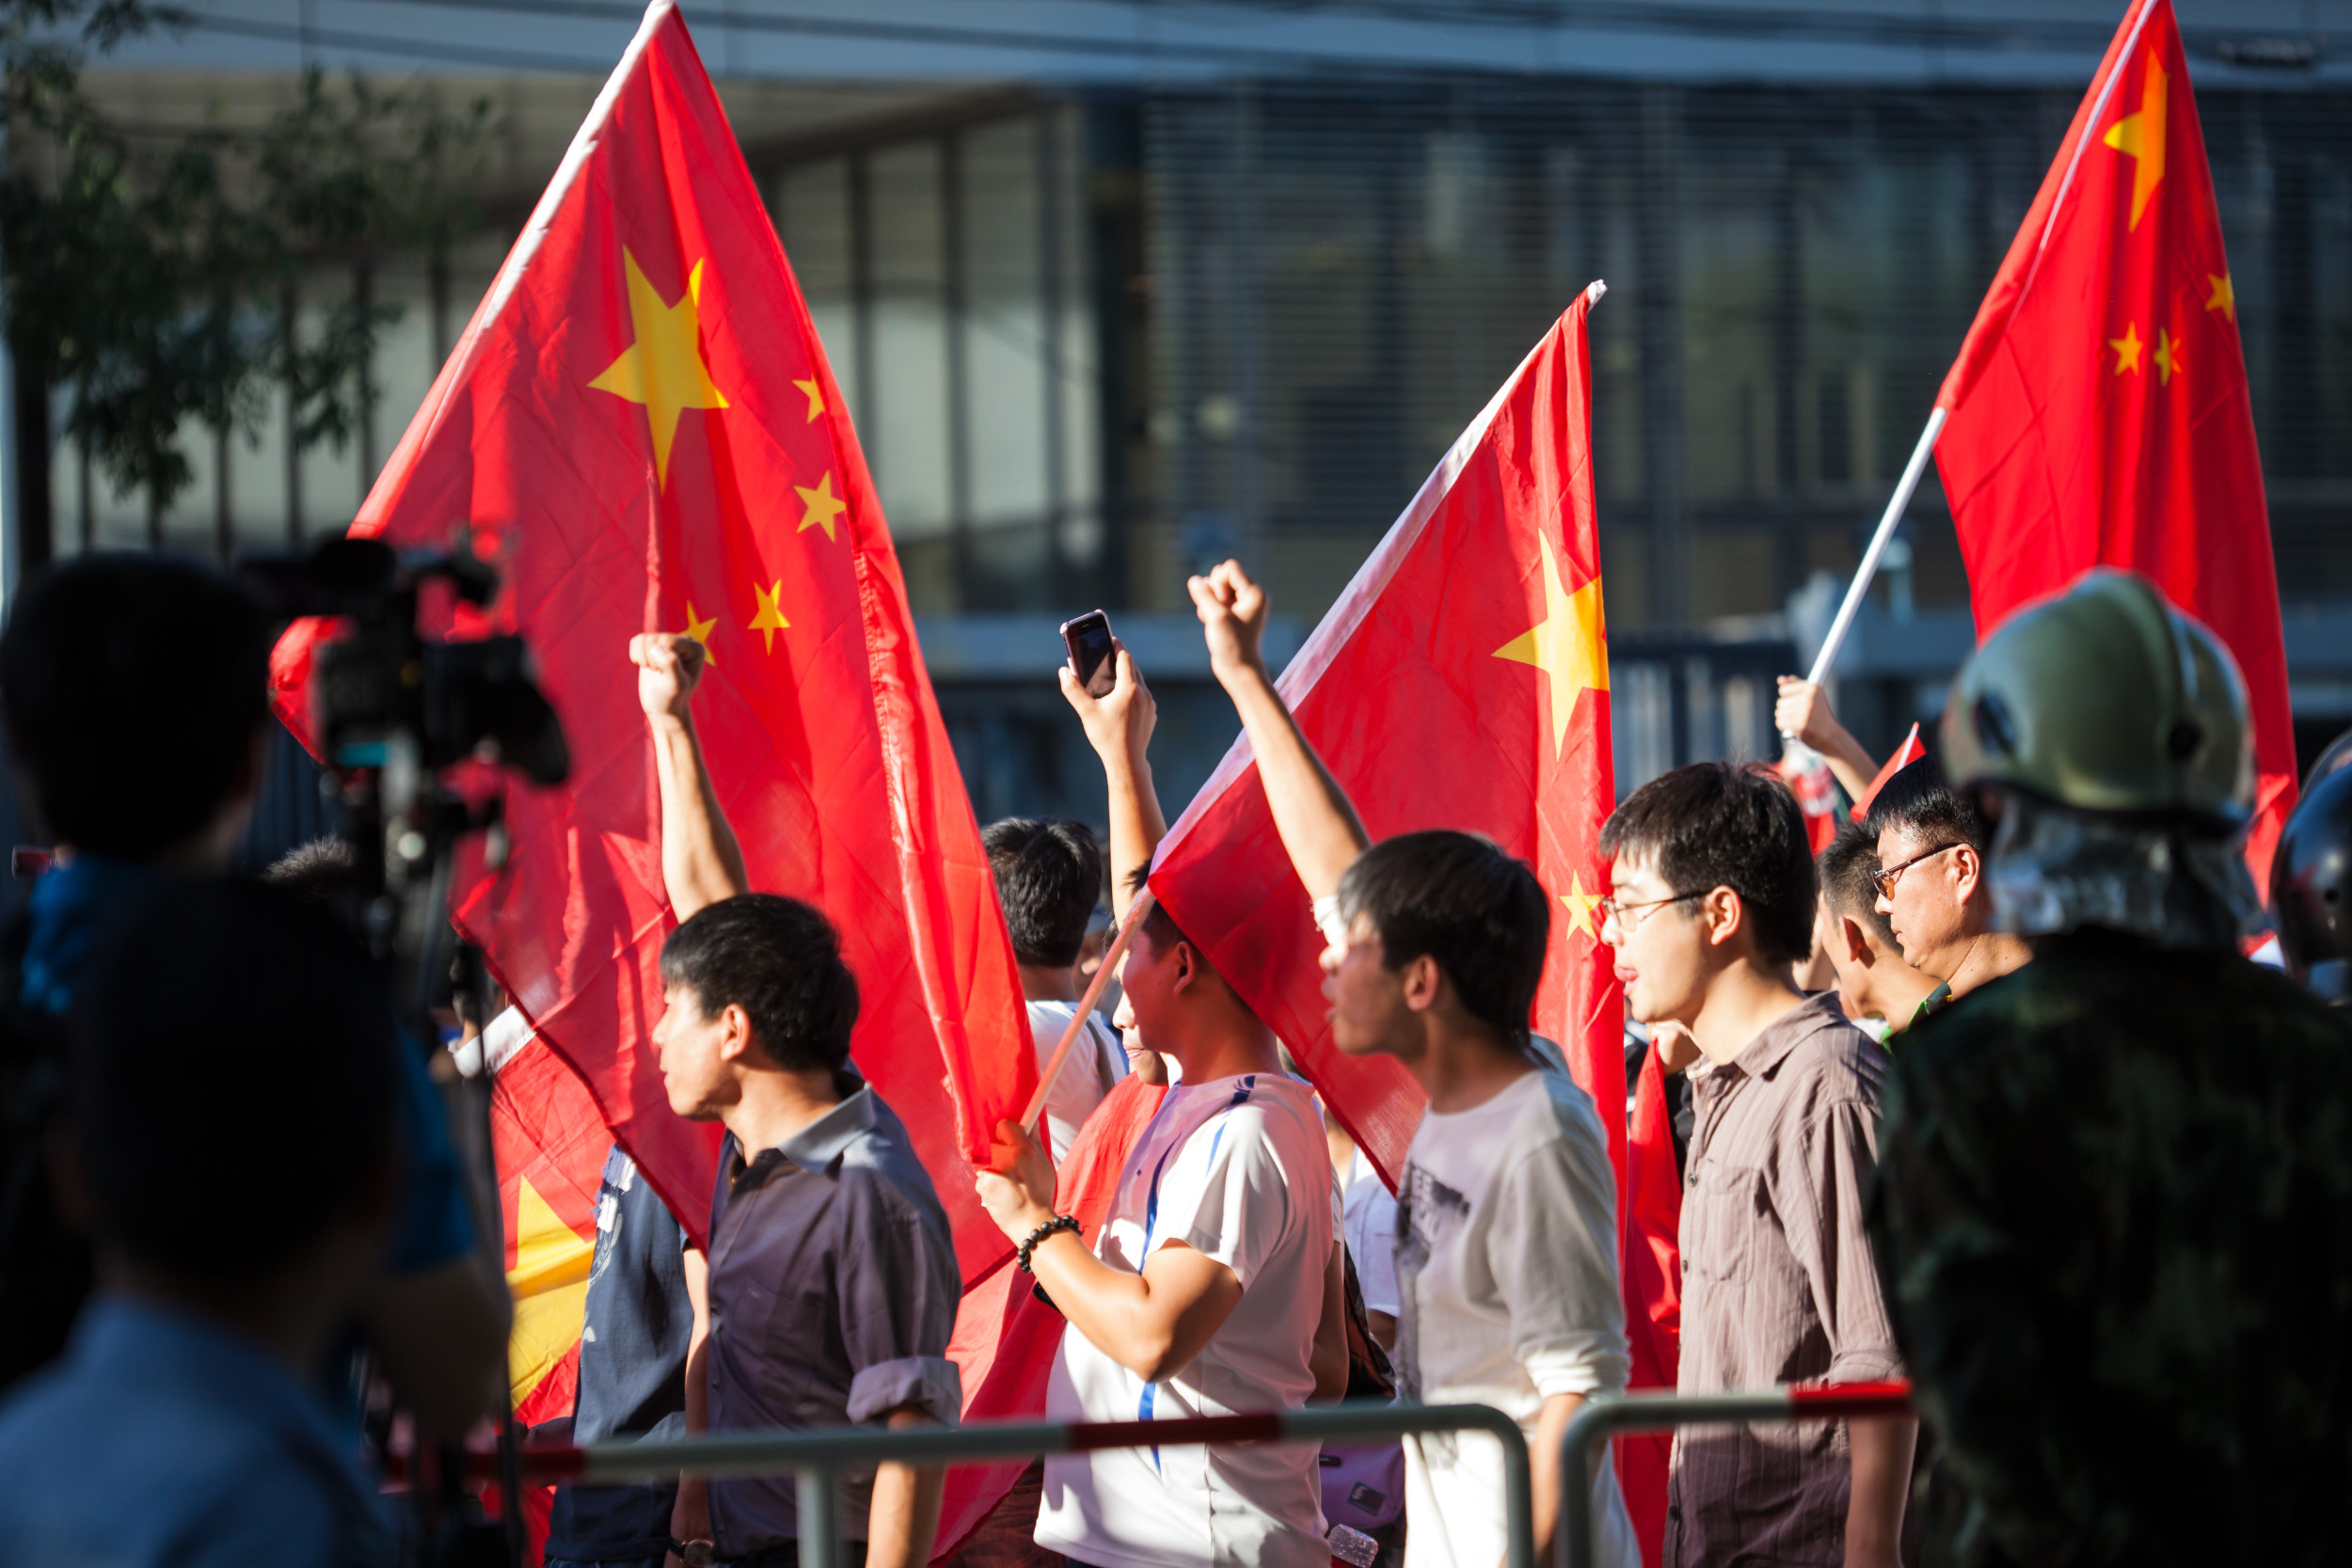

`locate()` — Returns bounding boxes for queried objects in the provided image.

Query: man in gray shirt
[636,633,963,1568]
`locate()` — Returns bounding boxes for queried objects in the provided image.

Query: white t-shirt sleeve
[1150,1106,1294,1290]
[1345,1180,1402,1319]
[1488,1124,1629,1402]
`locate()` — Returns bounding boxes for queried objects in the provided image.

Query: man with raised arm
[1183,561,1638,1568]
[631,632,961,1568]
[974,636,1350,1568]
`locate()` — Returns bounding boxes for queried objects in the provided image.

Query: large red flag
[1933,0,2294,880]
[269,0,1033,1279]
[1146,288,1665,1548]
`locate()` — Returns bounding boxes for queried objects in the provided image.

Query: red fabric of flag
[936,1074,1169,1555]
[1146,289,1661,1548]
[1933,0,2294,881]
[1849,724,1927,824]
[1618,1036,1683,1568]
[267,0,1033,1280]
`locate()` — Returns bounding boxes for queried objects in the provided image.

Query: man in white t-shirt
[976,636,1350,1568]
[984,816,1129,1163]
[1188,560,1639,1568]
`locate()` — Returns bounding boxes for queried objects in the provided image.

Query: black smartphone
[1059,610,1118,698]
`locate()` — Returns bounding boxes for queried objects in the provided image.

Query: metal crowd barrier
[1558,1381,1916,1568]
[520,1400,1533,1568]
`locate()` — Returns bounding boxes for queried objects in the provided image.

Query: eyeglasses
[1871,842,1959,898]
[1597,890,1704,933]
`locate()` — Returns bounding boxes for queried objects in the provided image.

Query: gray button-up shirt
[1666,993,1903,1568]
[705,1076,963,1554]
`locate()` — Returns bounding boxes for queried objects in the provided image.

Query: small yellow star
[2153,327,2184,386]
[1494,531,1609,757]
[792,378,825,421]
[684,601,717,665]
[2204,273,2235,324]
[796,471,849,541]
[2108,322,2143,374]
[586,249,730,489]
[748,580,790,653]
[1561,873,1605,943]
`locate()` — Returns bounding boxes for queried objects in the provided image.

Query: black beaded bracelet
[1017,1213,1081,1273]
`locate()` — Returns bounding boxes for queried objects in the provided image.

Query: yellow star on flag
[684,601,717,665]
[2108,322,2143,374]
[504,1175,593,1407]
[749,580,791,652]
[2204,273,2235,324]
[792,377,825,421]
[1561,873,1605,943]
[2101,54,2168,230]
[1494,531,1609,758]
[2153,327,2184,386]
[588,249,731,489]
[797,471,849,540]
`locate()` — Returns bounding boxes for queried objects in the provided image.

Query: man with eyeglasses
[1862,759,2032,1025]
[1599,762,1911,1568]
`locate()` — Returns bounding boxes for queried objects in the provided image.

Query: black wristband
[1017,1213,1081,1273]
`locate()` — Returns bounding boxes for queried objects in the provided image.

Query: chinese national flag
[1848,723,1927,824]
[1147,289,1671,1560]
[1934,0,2294,880]
[269,0,1033,1281]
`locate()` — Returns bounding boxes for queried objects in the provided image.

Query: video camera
[242,534,568,1017]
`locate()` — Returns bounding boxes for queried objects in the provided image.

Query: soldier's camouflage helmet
[1939,568,2255,828]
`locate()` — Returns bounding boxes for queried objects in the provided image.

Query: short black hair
[263,836,366,912]
[660,893,859,1073]
[1860,754,1988,852]
[1335,830,1549,1053]
[71,877,402,1277]
[1600,761,1817,967]
[0,554,275,860]
[1819,827,1899,948]
[983,817,1104,968]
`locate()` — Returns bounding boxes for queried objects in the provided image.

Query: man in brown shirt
[1601,762,1912,1568]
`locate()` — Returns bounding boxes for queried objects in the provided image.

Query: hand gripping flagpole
[1019,889,1155,1142]
[1779,405,1948,745]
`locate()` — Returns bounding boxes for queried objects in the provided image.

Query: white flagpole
[1789,404,1948,708]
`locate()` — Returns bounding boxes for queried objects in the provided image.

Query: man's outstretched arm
[631,633,748,920]
[1060,641,1165,921]
[1189,561,1368,902]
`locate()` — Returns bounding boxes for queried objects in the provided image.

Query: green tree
[0,1,487,561]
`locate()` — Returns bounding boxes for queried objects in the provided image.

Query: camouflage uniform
[1870,929,2352,1566]
[1869,571,2352,1566]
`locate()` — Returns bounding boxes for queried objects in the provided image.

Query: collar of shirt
[730,1071,878,1187]
[1717,992,1846,1085]
[69,1292,373,1507]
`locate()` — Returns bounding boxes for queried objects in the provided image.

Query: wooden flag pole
[1018,889,1155,1138]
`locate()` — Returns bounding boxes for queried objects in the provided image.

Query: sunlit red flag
[268,0,1033,1281]
[1933,0,2293,881]
[1849,724,1927,824]
[1147,287,1670,1561]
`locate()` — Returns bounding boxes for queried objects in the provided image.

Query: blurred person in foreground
[0,879,404,1564]
[976,626,1349,1568]
[1814,828,1941,1043]
[1182,561,1636,1568]
[0,553,504,1430]
[1601,762,1911,1568]
[1869,569,2352,1566]
[1863,758,2032,1023]
[634,631,962,1568]
[984,816,1128,1164]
